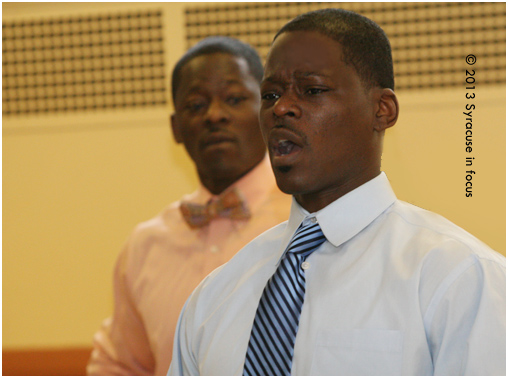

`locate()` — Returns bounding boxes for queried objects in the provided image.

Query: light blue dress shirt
[168,172,506,375]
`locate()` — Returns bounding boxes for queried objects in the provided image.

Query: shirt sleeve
[167,297,200,376]
[424,255,506,375]
[87,245,155,375]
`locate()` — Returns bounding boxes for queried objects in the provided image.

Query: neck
[294,167,380,213]
[201,176,238,195]
[199,164,260,195]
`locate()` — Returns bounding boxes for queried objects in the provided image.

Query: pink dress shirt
[87,156,291,375]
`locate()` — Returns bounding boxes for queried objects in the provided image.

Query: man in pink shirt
[87,37,291,375]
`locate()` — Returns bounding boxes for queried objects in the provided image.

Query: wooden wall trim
[2,347,92,376]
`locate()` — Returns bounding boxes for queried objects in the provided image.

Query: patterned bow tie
[180,187,251,229]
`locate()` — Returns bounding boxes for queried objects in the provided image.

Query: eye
[226,95,247,106]
[185,100,207,113]
[261,92,280,101]
[306,87,327,95]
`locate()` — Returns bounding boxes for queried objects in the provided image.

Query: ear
[170,113,183,144]
[374,88,399,132]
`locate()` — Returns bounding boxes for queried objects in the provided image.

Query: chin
[273,169,310,195]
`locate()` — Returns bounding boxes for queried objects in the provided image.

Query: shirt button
[301,261,311,270]
[210,245,220,254]
[310,217,318,224]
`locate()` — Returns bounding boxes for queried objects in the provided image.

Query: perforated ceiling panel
[2,10,166,116]
[185,2,506,90]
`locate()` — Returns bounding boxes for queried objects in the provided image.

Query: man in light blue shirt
[168,9,505,376]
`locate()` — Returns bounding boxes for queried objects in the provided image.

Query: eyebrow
[184,79,247,95]
[262,71,331,84]
[297,71,331,78]
[222,79,245,86]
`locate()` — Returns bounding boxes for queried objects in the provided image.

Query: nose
[273,92,301,119]
[205,99,230,125]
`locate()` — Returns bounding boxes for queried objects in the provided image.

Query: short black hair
[171,36,264,104]
[274,8,394,90]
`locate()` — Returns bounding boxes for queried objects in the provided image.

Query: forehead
[180,53,251,87]
[264,31,346,80]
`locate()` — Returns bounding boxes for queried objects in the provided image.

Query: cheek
[238,113,263,139]
[181,128,197,143]
[309,130,357,170]
[181,125,201,153]
[259,112,271,136]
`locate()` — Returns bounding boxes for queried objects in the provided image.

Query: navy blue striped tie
[243,220,326,376]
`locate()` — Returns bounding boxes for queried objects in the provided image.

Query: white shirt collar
[281,172,397,254]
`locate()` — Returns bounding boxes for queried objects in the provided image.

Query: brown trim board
[2,347,92,376]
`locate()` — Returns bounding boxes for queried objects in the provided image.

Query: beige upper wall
[383,86,505,254]
[3,2,505,349]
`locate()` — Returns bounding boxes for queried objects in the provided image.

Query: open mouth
[274,139,302,156]
[268,126,305,162]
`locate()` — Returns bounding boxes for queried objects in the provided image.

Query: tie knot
[286,221,326,258]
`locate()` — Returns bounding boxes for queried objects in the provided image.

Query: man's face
[172,53,266,193]
[260,31,387,211]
